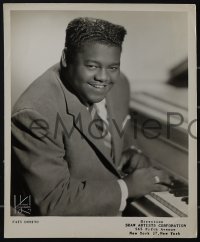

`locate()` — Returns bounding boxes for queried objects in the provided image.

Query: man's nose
[94,68,109,82]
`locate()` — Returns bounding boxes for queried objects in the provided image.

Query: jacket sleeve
[11,108,121,216]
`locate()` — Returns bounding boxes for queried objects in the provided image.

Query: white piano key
[146,191,188,217]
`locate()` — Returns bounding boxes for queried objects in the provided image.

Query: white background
[11,10,188,107]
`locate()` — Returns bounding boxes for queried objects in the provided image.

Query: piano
[124,85,188,217]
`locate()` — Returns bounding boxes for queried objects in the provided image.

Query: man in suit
[11,17,171,216]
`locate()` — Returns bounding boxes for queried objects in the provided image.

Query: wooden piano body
[124,86,188,217]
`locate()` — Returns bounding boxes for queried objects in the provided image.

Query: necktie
[90,101,113,158]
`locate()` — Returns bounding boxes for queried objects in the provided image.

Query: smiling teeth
[94,85,104,88]
[90,84,106,88]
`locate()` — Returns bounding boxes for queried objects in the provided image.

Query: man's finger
[154,184,169,192]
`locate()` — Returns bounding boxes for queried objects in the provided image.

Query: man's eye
[109,66,119,71]
[87,65,98,69]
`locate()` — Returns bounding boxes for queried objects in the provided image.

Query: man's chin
[91,96,106,104]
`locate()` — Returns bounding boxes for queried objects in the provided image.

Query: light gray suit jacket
[11,63,132,216]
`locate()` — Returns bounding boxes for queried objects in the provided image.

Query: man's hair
[64,17,127,63]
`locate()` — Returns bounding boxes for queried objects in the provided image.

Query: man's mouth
[88,83,108,89]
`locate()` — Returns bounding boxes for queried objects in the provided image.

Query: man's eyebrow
[109,62,120,66]
[84,60,100,64]
[84,60,120,66]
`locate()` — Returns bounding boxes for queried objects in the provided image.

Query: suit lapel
[58,79,121,177]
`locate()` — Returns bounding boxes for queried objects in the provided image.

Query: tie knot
[94,101,108,125]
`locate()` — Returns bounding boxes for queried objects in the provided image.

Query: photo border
[3,3,197,238]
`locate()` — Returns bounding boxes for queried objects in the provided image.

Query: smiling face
[65,42,121,106]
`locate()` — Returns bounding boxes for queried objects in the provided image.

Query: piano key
[129,197,172,217]
[144,194,180,217]
[170,178,187,189]
[173,189,188,197]
[169,188,188,196]
[147,191,188,217]
[181,196,188,204]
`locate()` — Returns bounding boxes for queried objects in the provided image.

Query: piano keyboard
[130,179,188,217]
[145,191,188,217]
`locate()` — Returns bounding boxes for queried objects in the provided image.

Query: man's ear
[61,48,67,68]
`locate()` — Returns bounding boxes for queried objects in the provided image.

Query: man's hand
[119,146,151,175]
[122,153,151,174]
[123,167,172,199]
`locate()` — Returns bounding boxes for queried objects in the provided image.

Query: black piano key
[181,196,188,204]
[174,189,188,197]
[170,179,187,189]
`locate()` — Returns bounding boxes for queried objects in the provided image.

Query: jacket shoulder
[119,72,130,95]
[110,72,130,104]
[12,64,65,116]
